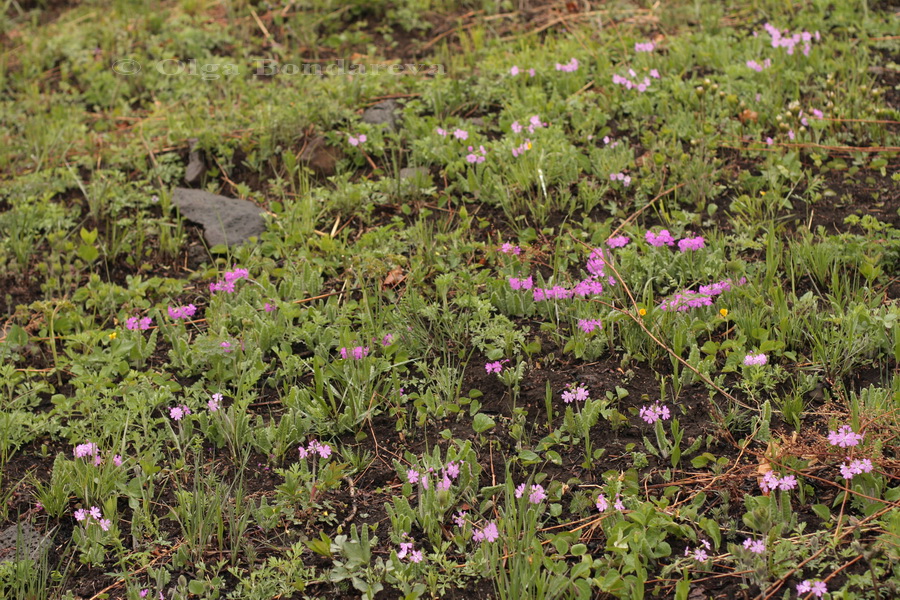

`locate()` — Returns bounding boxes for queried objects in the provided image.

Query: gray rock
[184,138,206,184]
[0,522,51,563]
[362,99,401,131]
[172,188,266,247]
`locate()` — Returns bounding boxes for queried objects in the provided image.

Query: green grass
[1,0,899,598]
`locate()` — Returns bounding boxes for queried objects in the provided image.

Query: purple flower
[577,319,603,334]
[485,361,504,374]
[126,316,153,330]
[74,442,99,459]
[828,425,863,448]
[645,230,675,247]
[167,304,197,320]
[264,302,276,313]
[606,235,630,248]
[453,511,467,528]
[381,334,394,346]
[677,236,705,252]
[444,461,460,480]
[743,352,768,366]
[481,521,499,542]
[555,57,579,72]
[639,403,670,424]
[743,538,766,554]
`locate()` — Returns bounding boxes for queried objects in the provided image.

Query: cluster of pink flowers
[264,302,276,313]
[208,393,222,412]
[606,235,630,248]
[472,520,499,543]
[348,133,367,147]
[685,539,711,561]
[298,439,332,459]
[435,127,469,140]
[645,229,675,247]
[639,402,671,424]
[74,442,100,460]
[577,319,603,334]
[561,383,590,403]
[659,277,747,312]
[555,57,579,72]
[397,536,424,563]
[839,458,873,481]
[743,352,768,366]
[485,360,508,374]
[500,242,522,255]
[761,23,820,57]
[828,425,863,448]
[209,268,250,294]
[511,139,532,157]
[508,276,533,290]
[746,58,772,72]
[167,304,197,319]
[169,404,191,421]
[511,115,547,135]
[509,65,536,77]
[465,145,487,164]
[406,461,461,492]
[743,538,766,554]
[595,492,625,512]
[126,316,152,330]
[602,135,620,147]
[339,346,369,360]
[609,172,632,187]
[515,483,547,504]
[74,506,112,531]
[381,333,394,346]
[677,236,705,252]
[634,41,655,52]
[759,471,798,493]
[612,68,660,92]
[796,579,827,598]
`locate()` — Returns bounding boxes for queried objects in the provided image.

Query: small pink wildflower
[208,393,222,412]
[348,134,367,147]
[743,352,768,366]
[828,425,863,448]
[595,494,608,511]
[263,302,276,313]
[634,41,655,52]
[485,361,504,374]
[113,454,123,467]
[74,442,99,459]
[508,276,533,290]
[677,236,705,252]
[639,403,670,424]
[743,538,766,554]
[606,235,630,248]
[500,242,522,255]
[840,458,873,481]
[561,383,590,403]
[167,304,197,320]
[126,316,153,330]
[453,128,468,140]
[555,57,579,72]
[645,230,675,247]
[510,65,520,76]
[577,319,603,334]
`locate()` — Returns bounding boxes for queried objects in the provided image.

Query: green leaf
[472,413,495,433]
[77,244,99,263]
[188,580,205,595]
[79,227,98,244]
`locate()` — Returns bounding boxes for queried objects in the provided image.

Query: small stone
[362,99,401,131]
[172,188,266,247]
[184,138,206,184]
[299,135,341,176]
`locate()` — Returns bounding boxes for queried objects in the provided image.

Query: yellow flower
[108,332,117,340]
[638,308,647,316]
[719,308,728,317]
[760,190,767,196]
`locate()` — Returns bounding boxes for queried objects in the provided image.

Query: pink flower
[595,494,608,511]
[407,469,420,484]
[74,442,99,459]
[561,384,590,403]
[485,361,504,374]
[649,69,660,78]
[410,550,423,563]
[113,454,123,467]
[348,134,367,147]
[510,65,520,75]
[527,68,535,77]
[606,235,630,248]
[828,425,862,448]
[208,393,222,412]
[453,128,468,140]
[381,334,394,346]
[436,127,447,136]
[508,276,533,291]
[639,403,670,424]
[677,236,705,252]
[169,405,190,421]
[398,541,413,559]
[74,508,88,521]
[634,41,655,52]
[743,538,766,554]
[167,304,197,320]
[98,518,111,531]
[645,230,675,247]
[840,458,874,481]
[264,302,276,313]
[453,511,467,528]
[577,319,603,334]
[500,242,522,255]
[613,494,625,511]
[444,462,460,480]
[743,352,768,366]
[89,506,102,520]
[126,316,153,330]
[481,521,499,542]
[555,57,579,72]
